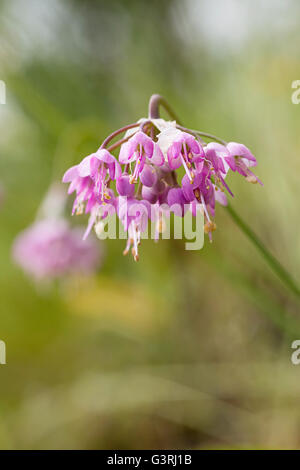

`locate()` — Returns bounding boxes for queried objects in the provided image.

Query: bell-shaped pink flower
[226,142,262,184]
[166,130,204,181]
[78,149,121,201]
[119,131,163,184]
[63,148,121,213]
[203,144,234,196]
[204,143,229,175]
[63,167,96,215]
[226,142,256,167]
[78,149,121,180]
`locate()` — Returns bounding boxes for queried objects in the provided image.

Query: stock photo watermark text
[93,199,205,251]
[290,340,300,365]
[0,80,6,104]
[0,340,6,365]
[291,80,300,104]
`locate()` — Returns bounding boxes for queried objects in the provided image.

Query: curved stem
[226,204,300,299]
[107,122,153,153]
[185,128,227,146]
[148,94,182,124]
[100,123,139,149]
[107,134,136,152]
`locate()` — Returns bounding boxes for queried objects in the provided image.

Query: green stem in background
[207,250,300,337]
[226,204,300,299]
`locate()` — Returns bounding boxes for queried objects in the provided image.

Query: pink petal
[116,175,135,197]
[133,132,154,157]
[78,155,94,177]
[140,164,158,187]
[184,133,200,154]
[167,143,182,170]
[215,189,228,206]
[151,143,164,166]
[119,140,137,164]
[227,142,256,163]
[62,165,79,183]
[95,149,116,165]
[141,186,158,204]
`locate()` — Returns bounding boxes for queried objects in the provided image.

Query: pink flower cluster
[63,119,261,260]
[13,219,101,280]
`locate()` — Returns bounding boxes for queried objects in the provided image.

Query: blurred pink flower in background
[13,219,101,281]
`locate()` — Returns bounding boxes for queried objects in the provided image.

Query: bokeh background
[0,0,300,449]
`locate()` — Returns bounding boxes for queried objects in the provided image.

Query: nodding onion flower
[63,95,262,260]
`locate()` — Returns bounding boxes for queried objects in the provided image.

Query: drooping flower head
[62,95,262,260]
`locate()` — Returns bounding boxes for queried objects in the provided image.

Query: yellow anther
[75,203,84,215]
[204,221,217,234]
[246,175,258,184]
[131,248,139,262]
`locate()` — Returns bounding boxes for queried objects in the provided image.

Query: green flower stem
[226,204,300,299]
[207,249,300,336]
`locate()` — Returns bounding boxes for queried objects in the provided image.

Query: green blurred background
[0,0,300,449]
